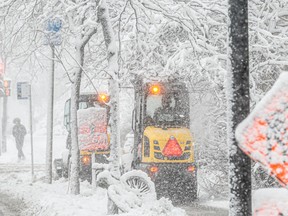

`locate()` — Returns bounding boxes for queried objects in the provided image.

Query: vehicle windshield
[145,90,189,128]
[79,101,89,109]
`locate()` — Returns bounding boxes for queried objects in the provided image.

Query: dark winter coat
[12,124,27,141]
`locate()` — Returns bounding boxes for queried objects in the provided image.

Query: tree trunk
[98,0,120,179]
[227,0,251,215]
[108,79,120,178]
[69,46,84,195]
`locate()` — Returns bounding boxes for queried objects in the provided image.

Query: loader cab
[132,79,193,165]
[144,83,190,128]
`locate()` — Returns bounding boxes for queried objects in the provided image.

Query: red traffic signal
[2,80,11,97]
[4,88,10,96]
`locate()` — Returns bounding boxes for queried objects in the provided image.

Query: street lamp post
[227,0,251,215]
[44,17,62,184]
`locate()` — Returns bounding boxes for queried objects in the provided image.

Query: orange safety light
[81,155,91,165]
[149,166,159,173]
[149,84,161,95]
[187,165,195,172]
[98,93,110,103]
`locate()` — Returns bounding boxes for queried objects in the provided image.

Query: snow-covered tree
[97,0,121,179]
[53,0,98,194]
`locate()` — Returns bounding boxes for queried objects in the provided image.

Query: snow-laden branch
[0,0,15,9]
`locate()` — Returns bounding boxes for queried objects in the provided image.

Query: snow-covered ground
[0,135,186,216]
[0,134,66,165]
[1,134,287,216]
[253,188,288,215]
[0,169,186,216]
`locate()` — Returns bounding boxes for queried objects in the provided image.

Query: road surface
[0,163,45,173]
[0,163,45,216]
[181,203,228,216]
[0,192,25,216]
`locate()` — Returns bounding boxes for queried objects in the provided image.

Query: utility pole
[46,45,55,184]
[227,0,251,215]
[29,84,34,180]
[44,18,62,184]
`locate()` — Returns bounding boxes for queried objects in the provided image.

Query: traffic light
[3,80,11,96]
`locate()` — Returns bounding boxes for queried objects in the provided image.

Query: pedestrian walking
[12,118,27,162]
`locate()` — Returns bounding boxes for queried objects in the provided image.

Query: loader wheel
[120,170,156,200]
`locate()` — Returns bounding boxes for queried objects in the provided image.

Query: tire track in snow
[0,163,45,173]
[180,203,228,216]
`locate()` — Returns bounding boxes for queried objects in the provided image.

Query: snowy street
[0,192,24,216]
[181,204,228,216]
[0,134,229,215]
[0,165,229,216]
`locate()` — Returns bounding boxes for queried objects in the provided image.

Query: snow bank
[120,198,186,216]
[253,188,288,215]
[0,172,107,216]
[0,170,186,216]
